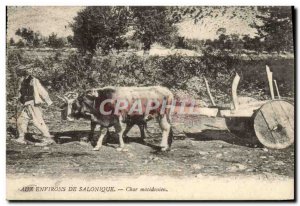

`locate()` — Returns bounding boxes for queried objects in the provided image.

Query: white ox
[63,86,174,151]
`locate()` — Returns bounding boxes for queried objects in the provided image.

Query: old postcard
[6,6,295,200]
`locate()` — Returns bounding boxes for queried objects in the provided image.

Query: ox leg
[114,118,126,148]
[168,128,173,148]
[138,123,146,141]
[158,115,171,151]
[123,123,134,143]
[89,121,97,145]
[104,129,111,145]
[92,126,106,151]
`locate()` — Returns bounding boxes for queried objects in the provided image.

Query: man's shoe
[43,138,55,145]
[12,138,27,145]
[34,138,55,147]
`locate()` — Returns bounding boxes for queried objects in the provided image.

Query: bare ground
[6,109,294,179]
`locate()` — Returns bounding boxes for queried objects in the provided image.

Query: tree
[230,34,243,53]
[175,36,187,49]
[242,35,252,50]
[205,34,244,54]
[131,6,177,51]
[218,34,230,50]
[15,39,25,48]
[15,28,41,47]
[9,38,15,46]
[47,33,65,48]
[67,35,74,46]
[216,27,226,36]
[170,6,259,24]
[242,35,264,53]
[71,7,130,54]
[251,7,293,53]
[32,32,41,47]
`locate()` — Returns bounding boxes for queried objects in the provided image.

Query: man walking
[14,65,55,145]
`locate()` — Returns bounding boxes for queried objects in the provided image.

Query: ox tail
[168,127,173,147]
[165,92,174,124]
[143,122,151,136]
[166,93,174,148]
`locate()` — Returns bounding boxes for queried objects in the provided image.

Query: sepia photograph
[5,5,295,200]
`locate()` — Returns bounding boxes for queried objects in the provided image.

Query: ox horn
[64,92,79,100]
[86,89,98,97]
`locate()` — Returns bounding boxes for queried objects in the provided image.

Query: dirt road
[6,109,294,179]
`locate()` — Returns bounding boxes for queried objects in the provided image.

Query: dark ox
[66,86,174,151]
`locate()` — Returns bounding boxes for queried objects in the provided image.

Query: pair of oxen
[59,86,174,151]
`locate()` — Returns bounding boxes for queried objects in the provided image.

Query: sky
[7,6,84,40]
[7,6,259,41]
[176,7,259,39]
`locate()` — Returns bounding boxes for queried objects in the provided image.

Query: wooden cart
[201,65,294,149]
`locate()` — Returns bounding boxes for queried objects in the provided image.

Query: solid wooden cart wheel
[253,100,294,149]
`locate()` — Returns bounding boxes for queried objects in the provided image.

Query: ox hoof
[161,147,170,152]
[92,147,100,151]
[116,147,128,152]
[67,117,74,122]
[116,147,123,152]
[12,139,27,145]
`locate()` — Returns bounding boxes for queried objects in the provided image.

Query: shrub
[15,40,25,48]
[47,33,65,48]
[6,49,294,106]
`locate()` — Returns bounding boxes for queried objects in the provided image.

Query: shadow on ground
[53,130,163,151]
[7,126,43,143]
[185,129,263,148]
[8,123,263,149]
[184,116,264,148]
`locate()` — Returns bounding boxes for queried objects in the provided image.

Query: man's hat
[17,65,27,70]
[16,63,34,70]
[15,63,35,76]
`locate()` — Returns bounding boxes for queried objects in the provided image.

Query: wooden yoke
[231,73,240,111]
[204,77,216,106]
[266,65,275,100]
[273,79,281,99]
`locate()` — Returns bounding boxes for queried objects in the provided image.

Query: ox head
[61,89,98,121]
[58,92,78,121]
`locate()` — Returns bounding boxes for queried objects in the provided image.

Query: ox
[59,91,147,145]
[65,86,174,151]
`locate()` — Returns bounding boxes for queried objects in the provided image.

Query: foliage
[71,7,130,55]
[9,7,294,55]
[174,36,199,50]
[15,40,25,48]
[66,35,74,46]
[7,48,294,107]
[169,6,294,54]
[9,38,15,46]
[131,6,177,51]
[170,6,258,24]
[205,34,244,54]
[251,7,293,53]
[15,28,41,47]
[185,39,206,52]
[14,28,68,49]
[47,33,65,48]
[71,6,178,54]
[242,35,263,53]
